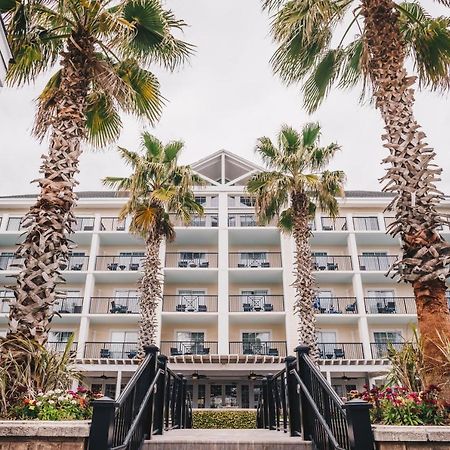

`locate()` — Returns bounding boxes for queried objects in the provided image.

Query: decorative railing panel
[165,252,218,268]
[229,341,287,357]
[314,297,357,314]
[229,252,282,268]
[364,297,416,314]
[90,297,139,314]
[229,295,284,312]
[162,295,218,312]
[160,341,218,356]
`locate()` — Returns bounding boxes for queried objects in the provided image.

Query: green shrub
[192,409,257,429]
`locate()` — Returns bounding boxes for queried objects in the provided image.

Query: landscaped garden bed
[192,409,257,429]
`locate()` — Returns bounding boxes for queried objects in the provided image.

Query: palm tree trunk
[7,32,93,345]
[137,229,163,358]
[291,191,319,360]
[362,0,450,396]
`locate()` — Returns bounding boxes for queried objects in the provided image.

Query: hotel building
[0,150,445,408]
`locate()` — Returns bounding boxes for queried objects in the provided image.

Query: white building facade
[0,151,445,407]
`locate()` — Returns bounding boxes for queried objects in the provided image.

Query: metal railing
[314,297,357,314]
[54,297,83,314]
[165,253,218,268]
[229,295,284,312]
[364,297,416,314]
[65,256,89,271]
[84,342,139,359]
[370,342,406,359]
[353,216,380,231]
[88,346,192,450]
[73,217,95,231]
[160,341,218,356]
[100,217,126,232]
[358,255,398,271]
[162,295,218,312]
[257,346,375,450]
[318,343,364,360]
[0,256,89,271]
[312,255,352,271]
[229,341,287,357]
[95,256,143,271]
[169,213,218,227]
[229,252,282,268]
[90,297,139,314]
[321,217,347,231]
[47,341,78,353]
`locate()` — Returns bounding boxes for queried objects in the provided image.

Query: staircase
[144,429,312,450]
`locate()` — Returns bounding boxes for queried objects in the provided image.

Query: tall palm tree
[263,0,450,394]
[104,133,203,357]
[1,0,192,345]
[247,123,345,360]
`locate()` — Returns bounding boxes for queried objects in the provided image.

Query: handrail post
[261,377,269,428]
[285,356,301,437]
[174,373,184,429]
[295,345,314,441]
[88,396,115,450]
[266,374,276,430]
[144,345,159,440]
[153,355,168,435]
[343,399,374,450]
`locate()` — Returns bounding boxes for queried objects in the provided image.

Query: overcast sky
[0,0,449,196]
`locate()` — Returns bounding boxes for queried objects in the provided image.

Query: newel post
[153,354,167,435]
[144,345,159,439]
[285,355,301,437]
[88,396,115,450]
[343,399,375,450]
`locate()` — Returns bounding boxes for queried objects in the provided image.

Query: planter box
[0,420,90,450]
[373,425,450,450]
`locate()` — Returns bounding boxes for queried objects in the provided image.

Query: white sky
[0,0,449,196]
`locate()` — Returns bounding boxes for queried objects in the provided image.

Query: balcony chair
[263,303,273,312]
[322,225,333,231]
[243,347,254,355]
[127,350,137,359]
[198,347,210,355]
[345,302,357,313]
[334,348,345,359]
[268,348,279,356]
[189,261,198,268]
[199,260,209,268]
[100,348,111,358]
[250,261,260,268]
[386,301,396,313]
[70,263,83,271]
[376,303,386,314]
[129,263,139,271]
[107,263,118,271]
[243,303,253,312]
[110,301,128,314]
[237,263,246,268]
[327,262,338,271]
[83,225,94,231]
[359,265,367,271]
[178,260,188,268]
[198,304,207,312]
[176,304,186,312]
[170,347,183,356]
[260,261,270,268]
[73,305,82,314]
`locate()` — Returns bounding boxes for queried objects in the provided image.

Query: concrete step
[144,429,312,450]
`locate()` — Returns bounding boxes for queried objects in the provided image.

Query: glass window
[197,384,206,408]
[176,331,205,342]
[49,331,73,342]
[360,252,389,271]
[0,252,14,270]
[104,384,116,399]
[224,384,238,408]
[240,196,256,207]
[373,331,403,343]
[353,216,379,231]
[111,331,138,342]
[210,385,222,409]
[195,196,207,205]
[241,385,249,409]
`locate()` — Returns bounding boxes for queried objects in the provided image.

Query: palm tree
[263,0,450,395]
[104,133,203,357]
[247,123,345,360]
[1,0,192,345]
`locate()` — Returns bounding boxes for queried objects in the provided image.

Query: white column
[377,212,386,232]
[325,371,332,384]
[314,211,322,231]
[217,192,229,354]
[281,233,298,355]
[115,370,123,400]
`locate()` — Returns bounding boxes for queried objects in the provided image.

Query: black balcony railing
[371,342,406,359]
[64,256,89,271]
[353,216,380,231]
[229,341,287,357]
[229,252,282,268]
[0,256,88,271]
[312,255,352,271]
[89,296,139,314]
[54,297,83,314]
[318,342,364,359]
[229,295,284,312]
[162,295,218,312]
[95,255,143,271]
[100,217,126,231]
[160,341,218,356]
[358,255,398,271]
[165,253,218,268]
[320,217,347,231]
[313,297,357,314]
[84,342,139,359]
[365,297,416,314]
[170,213,218,227]
[47,341,78,353]
[73,217,95,231]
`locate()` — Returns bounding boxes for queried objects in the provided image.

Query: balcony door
[316,290,333,311]
[242,331,270,354]
[0,252,14,270]
[114,290,139,313]
[317,331,337,358]
[178,290,206,311]
[240,252,267,267]
[110,331,138,358]
[119,252,144,270]
[373,331,403,358]
[312,252,328,270]
[176,331,205,354]
[367,290,395,313]
[360,252,389,271]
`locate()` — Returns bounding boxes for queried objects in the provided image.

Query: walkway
[144,429,311,450]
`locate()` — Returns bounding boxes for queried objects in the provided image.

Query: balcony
[170,213,218,227]
[162,295,218,312]
[165,253,218,268]
[229,252,281,268]
[95,255,142,271]
[371,342,405,359]
[312,255,352,271]
[73,217,95,232]
[84,342,139,359]
[6,217,25,231]
[320,217,347,231]
[314,297,357,314]
[47,341,78,354]
[0,256,88,271]
[318,343,364,359]
[54,297,83,314]
[100,217,126,232]
[229,295,284,312]
[365,297,416,315]
[0,296,11,313]
[0,256,23,270]
[229,341,287,357]
[358,255,398,271]
[353,216,380,231]
[160,341,218,356]
[90,297,139,314]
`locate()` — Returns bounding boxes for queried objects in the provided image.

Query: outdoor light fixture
[191,372,207,380]
[248,372,258,380]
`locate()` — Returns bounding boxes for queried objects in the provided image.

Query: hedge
[192,409,257,429]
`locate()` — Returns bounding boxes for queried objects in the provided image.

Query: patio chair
[170,347,182,356]
[327,262,338,271]
[107,263,118,271]
[243,303,252,312]
[334,348,345,359]
[70,263,83,271]
[178,260,188,268]
[176,304,186,312]
[268,348,279,356]
[129,263,139,271]
[260,261,270,268]
[243,347,254,355]
[100,348,111,358]
[263,303,273,312]
[127,350,137,359]
[345,302,357,313]
[198,304,207,312]
[386,301,396,313]
[199,347,210,355]
[199,261,209,268]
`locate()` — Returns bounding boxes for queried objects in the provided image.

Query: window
[242,332,270,342]
[197,385,206,408]
[239,252,267,266]
[176,331,205,342]
[366,290,395,313]
[0,289,13,313]
[49,331,73,342]
[373,331,403,344]
[360,252,389,271]
[119,252,144,257]
[333,384,357,399]
[195,196,207,206]
[312,252,328,269]
[317,331,336,344]
[240,196,256,207]
[179,252,205,261]
[241,385,249,409]
[353,216,379,231]
[315,290,333,311]
[111,331,138,342]
[7,217,23,231]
